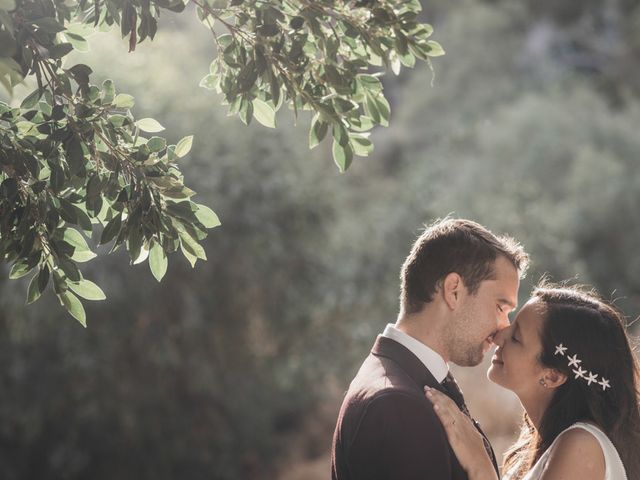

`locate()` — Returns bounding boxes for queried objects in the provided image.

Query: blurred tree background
[1,0,640,479]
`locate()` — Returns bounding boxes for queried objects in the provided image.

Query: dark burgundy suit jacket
[331,335,496,480]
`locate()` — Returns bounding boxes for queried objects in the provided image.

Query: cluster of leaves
[0,0,220,325]
[0,0,441,325]
[0,82,220,325]
[197,0,444,171]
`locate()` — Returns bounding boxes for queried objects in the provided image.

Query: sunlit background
[2,0,640,478]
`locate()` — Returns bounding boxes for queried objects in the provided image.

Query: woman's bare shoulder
[542,427,605,480]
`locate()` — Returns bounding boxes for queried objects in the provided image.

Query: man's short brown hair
[400,218,529,315]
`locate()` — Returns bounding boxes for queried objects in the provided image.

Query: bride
[424,284,640,479]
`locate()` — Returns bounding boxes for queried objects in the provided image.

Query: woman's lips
[491,355,504,365]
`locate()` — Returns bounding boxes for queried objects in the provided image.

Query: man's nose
[493,327,509,346]
[497,314,510,331]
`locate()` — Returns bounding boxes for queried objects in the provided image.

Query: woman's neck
[519,391,553,430]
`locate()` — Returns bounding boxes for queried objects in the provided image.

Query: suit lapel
[371,335,444,391]
[372,335,499,475]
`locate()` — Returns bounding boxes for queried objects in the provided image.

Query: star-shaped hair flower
[585,372,598,386]
[567,354,582,368]
[573,366,587,379]
[554,344,568,356]
[598,378,611,391]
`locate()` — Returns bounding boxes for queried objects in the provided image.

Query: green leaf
[239,98,253,125]
[350,135,374,157]
[114,94,135,108]
[179,228,207,261]
[38,265,50,291]
[194,203,221,229]
[309,114,328,149]
[60,291,87,327]
[133,245,149,265]
[351,115,375,132]
[65,32,89,52]
[135,118,165,133]
[49,42,74,59]
[108,114,128,128]
[425,40,445,57]
[100,214,122,245]
[73,204,93,235]
[252,99,276,128]
[166,201,198,223]
[174,135,194,158]
[58,257,81,282]
[63,228,90,251]
[199,74,217,90]
[332,122,349,147]
[180,242,198,268]
[16,120,37,136]
[147,136,166,152]
[149,241,168,282]
[332,139,353,172]
[364,93,381,125]
[9,261,33,279]
[358,73,382,92]
[102,79,115,103]
[68,64,92,86]
[21,88,43,109]
[32,17,65,34]
[390,50,401,75]
[65,135,85,176]
[373,93,391,127]
[27,272,43,304]
[71,249,97,263]
[68,278,106,301]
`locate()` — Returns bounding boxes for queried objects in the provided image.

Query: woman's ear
[542,369,567,389]
[442,272,462,311]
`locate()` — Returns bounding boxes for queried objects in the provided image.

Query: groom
[331,218,529,480]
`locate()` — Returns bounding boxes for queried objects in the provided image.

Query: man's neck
[395,309,450,363]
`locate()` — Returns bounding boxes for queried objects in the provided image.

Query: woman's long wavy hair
[502,283,640,479]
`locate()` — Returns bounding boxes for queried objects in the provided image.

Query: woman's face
[488,297,547,397]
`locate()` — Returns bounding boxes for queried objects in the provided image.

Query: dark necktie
[440,372,470,416]
[439,372,499,474]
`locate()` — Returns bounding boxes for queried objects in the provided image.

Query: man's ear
[442,272,463,311]
[542,369,568,389]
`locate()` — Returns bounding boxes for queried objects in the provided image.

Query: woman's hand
[424,386,498,480]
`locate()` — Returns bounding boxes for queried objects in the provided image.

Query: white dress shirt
[381,324,449,383]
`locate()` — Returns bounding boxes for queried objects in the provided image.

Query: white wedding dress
[502,422,627,480]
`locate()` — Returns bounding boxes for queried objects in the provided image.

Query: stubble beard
[445,306,486,367]
[448,337,484,366]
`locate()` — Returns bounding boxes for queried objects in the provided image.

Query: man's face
[446,255,520,366]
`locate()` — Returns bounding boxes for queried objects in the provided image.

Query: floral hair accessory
[554,343,611,391]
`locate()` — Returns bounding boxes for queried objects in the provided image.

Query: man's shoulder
[344,353,430,409]
[332,354,460,480]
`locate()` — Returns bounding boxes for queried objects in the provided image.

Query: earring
[539,379,548,388]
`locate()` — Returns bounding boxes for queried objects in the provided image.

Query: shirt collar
[381,324,449,383]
